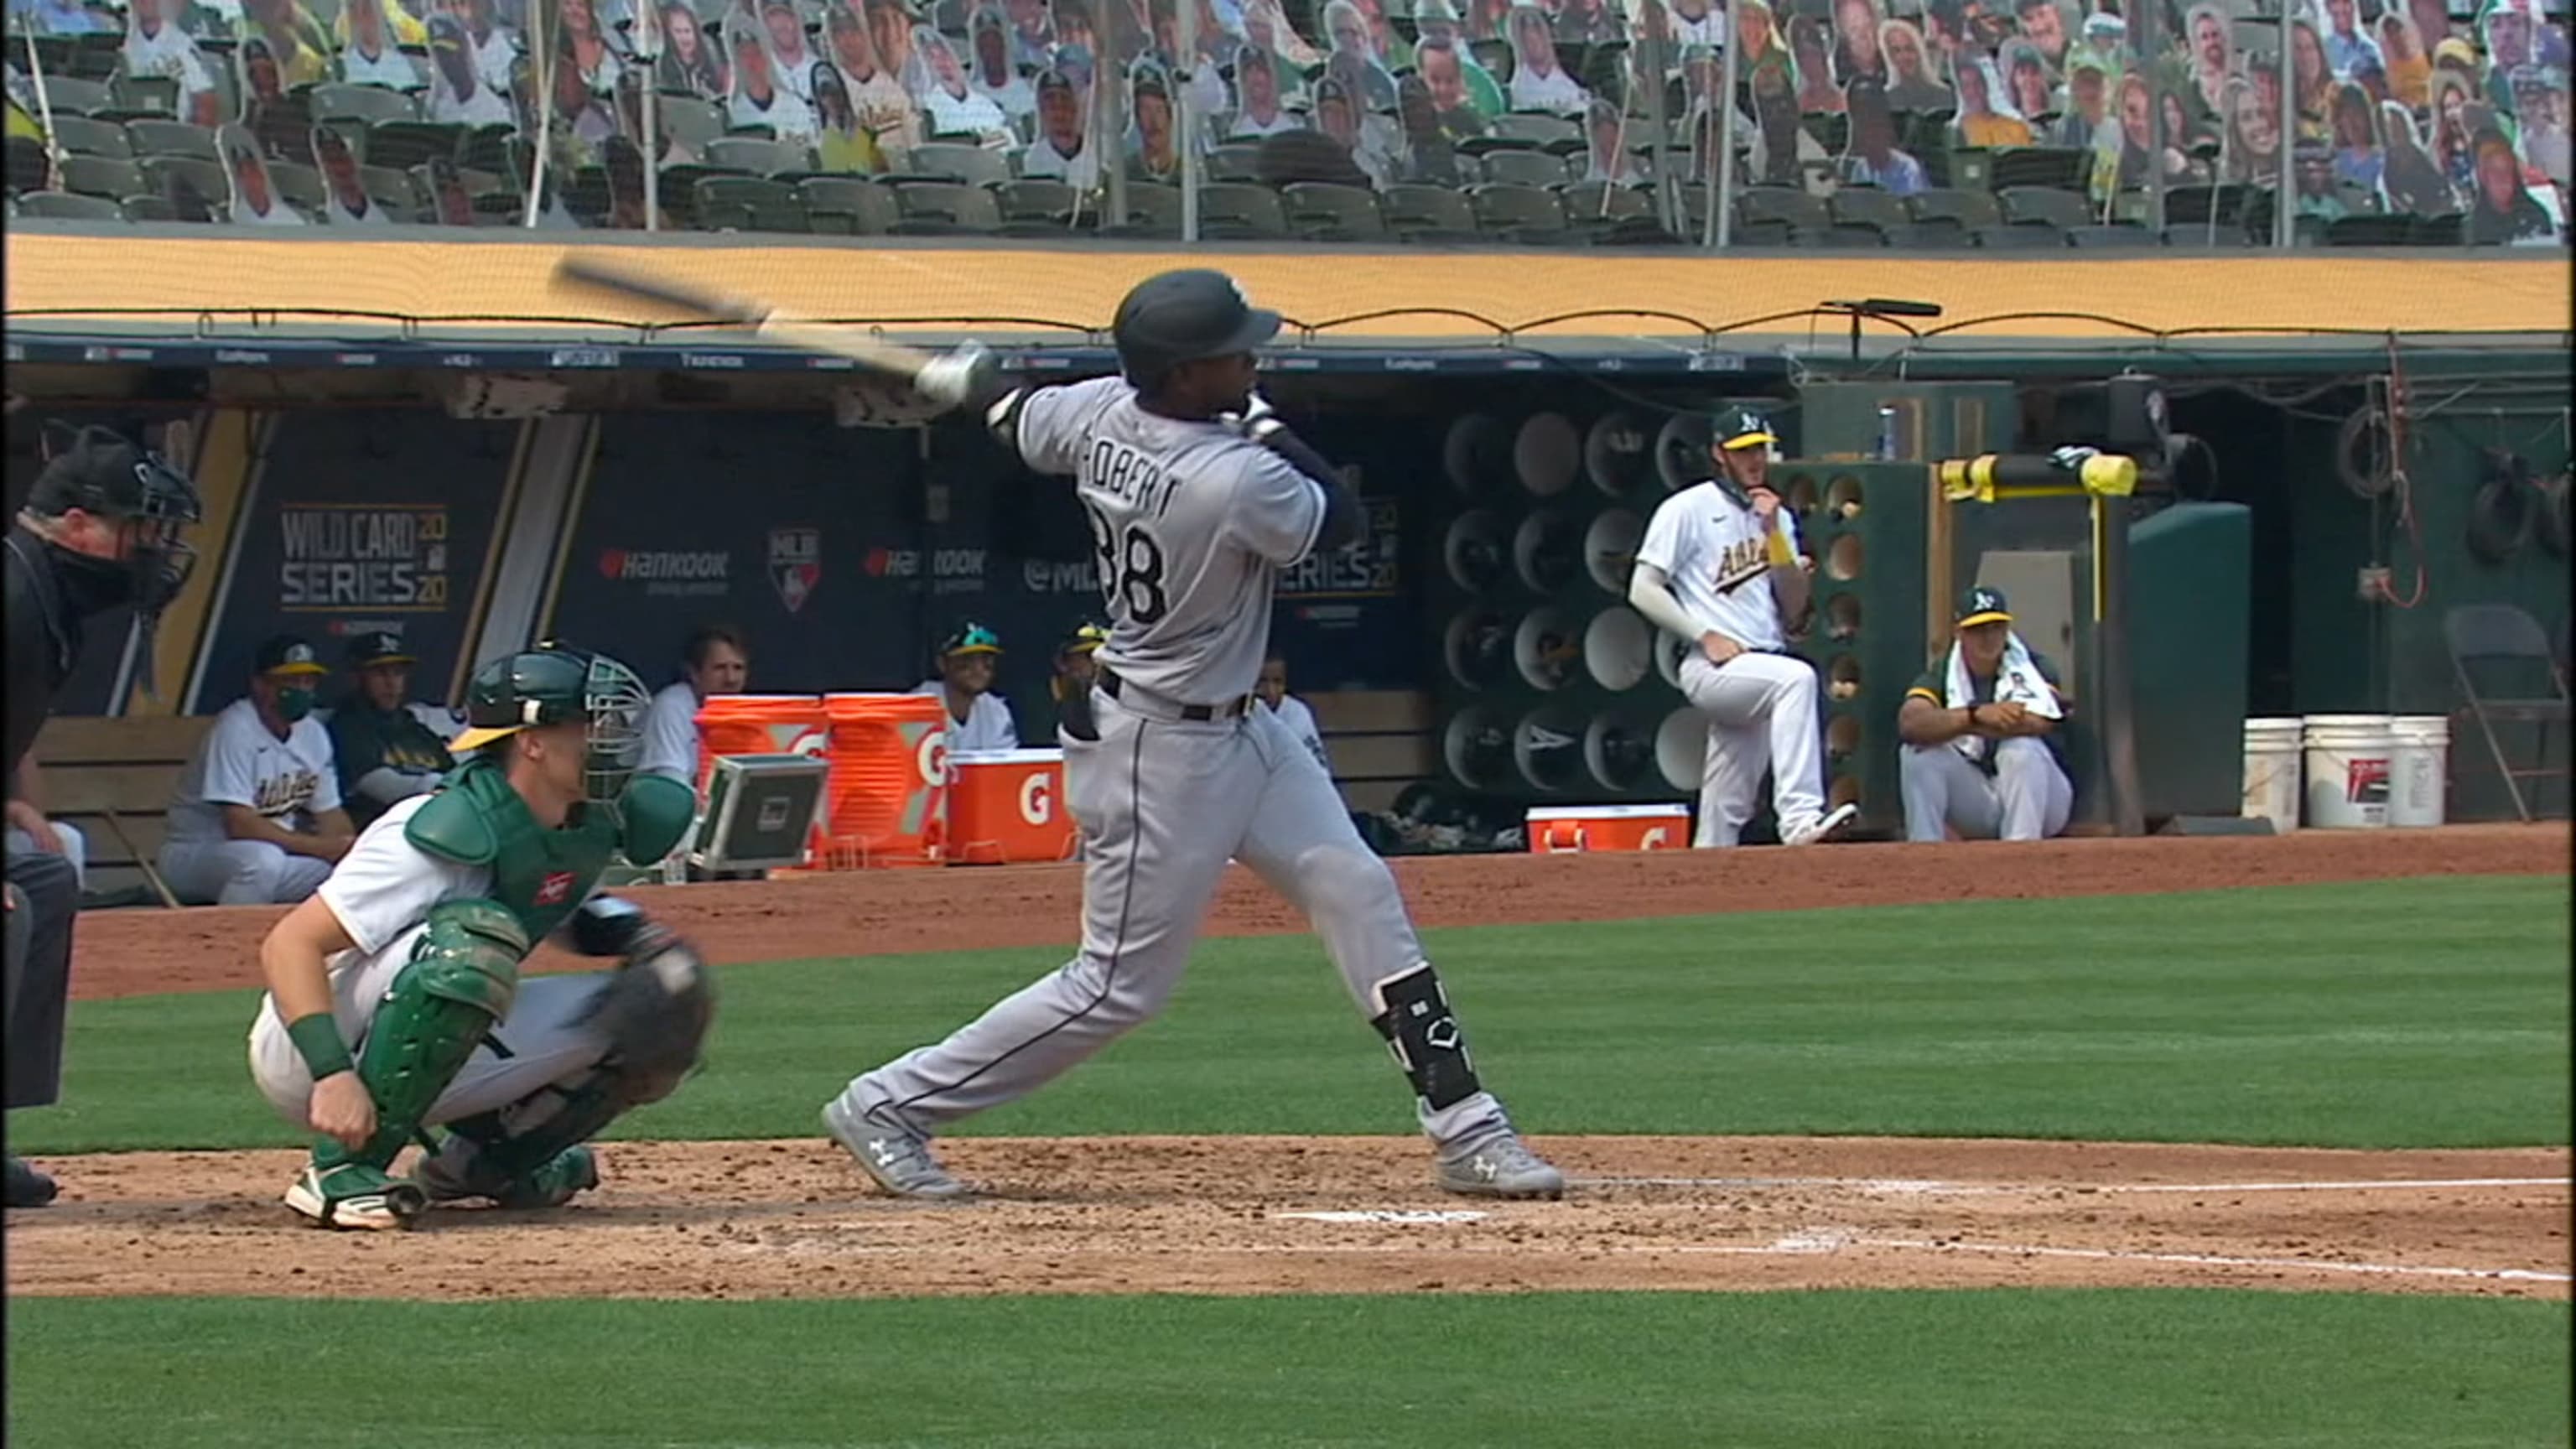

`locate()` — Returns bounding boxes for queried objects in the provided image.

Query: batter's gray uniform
[830,373,1530,1164]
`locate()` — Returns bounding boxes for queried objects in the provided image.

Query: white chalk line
[1841,1236,2573,1285]
[1573,1175,2571,1197]
[727,1233,2570,1283]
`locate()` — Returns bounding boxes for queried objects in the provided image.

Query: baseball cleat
[823,1097,969,1200]
[6,1155,59,1209]
[1784,802,1860,846]
[419,1145,600,1211]
[1436,1133,1566,1200]
[286,1162,427,1231]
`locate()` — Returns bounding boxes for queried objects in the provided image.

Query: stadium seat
[1730,217,1794,246]
[1975,222,2068,248]
[457,125,522,177]
[470,192,524,226]
[1985,146,2090,192]
[1997,184,2096,229]
[364,121,463,170]
[1828,187,1909,233]
[1805,112,1849,154]
[992,178,1091,226]
[1206,143,1265,182]
[126,119,222,162]
[1478,148,1572,189]
[58,154,145,200]
[1738,184,1829,233]
[2160,183,2245,228]
[2066,222,2157,247]
[797,176,901,235]
[311,83,418,126]
[655,94,727,151]
[1485,112,1581,149]
[1280,180,1386,241]
[138,154,228,206]
[694,175,809,232]
[1816,223,1888,247]
[102,74,178,121]
[1107,181,1182,239]
[63,31,123,80]
[5,135,50,195]
[706,135,814,177]
[1469,182,1575,244]
[15,190,126,221]
[357,164,424,216]
[1174,181,1274,239]
[267,160,328,211]
[29,75,113,116]
[2407,212,2464,246]
[2324,215,2415,247]
[1906,188,2000,231]
[1379,183,1482,243]
[1558,180,1654,226]
[889,179,1002,234]
[900,141,1010,187]
[121,194,181,222]
[49,115,132,158]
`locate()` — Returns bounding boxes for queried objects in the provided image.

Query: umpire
[3,423,201,1208]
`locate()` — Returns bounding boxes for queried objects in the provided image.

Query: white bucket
[2302,714,2397,828]
[2387,715,2450,828]
[2241,717,2304,831]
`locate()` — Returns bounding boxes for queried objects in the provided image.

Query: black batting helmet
[1112,269,1280,391]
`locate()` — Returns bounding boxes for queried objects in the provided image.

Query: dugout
[6,231,2568,844]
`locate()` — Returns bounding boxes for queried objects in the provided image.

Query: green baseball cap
[1957,586,2012,627]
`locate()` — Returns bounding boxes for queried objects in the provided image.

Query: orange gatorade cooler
[693,694,828,796]
[1525,803,1690,853]
[821,693,949,867]
[947,749,1077,865]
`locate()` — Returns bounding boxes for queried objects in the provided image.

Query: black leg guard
[1368,963,1483,1111]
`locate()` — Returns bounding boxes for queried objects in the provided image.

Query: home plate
[1273,1210,1490,1224]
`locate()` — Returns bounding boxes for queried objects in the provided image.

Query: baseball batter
[1628,408,1857,849]
[825,269,1562,1200]
[247,645,711,1229]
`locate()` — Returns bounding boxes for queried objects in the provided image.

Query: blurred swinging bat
[552,254,989,408]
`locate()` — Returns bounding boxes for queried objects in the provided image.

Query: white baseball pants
[1900,738,2074,842]
[157,838,333,906]
[5,823,86,893]
[247,922,615,1130]
[1677,650,1831,848]
[837,683,1515,1153]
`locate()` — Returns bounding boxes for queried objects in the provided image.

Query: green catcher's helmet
[448,645,651,802]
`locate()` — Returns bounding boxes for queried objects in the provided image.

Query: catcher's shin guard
[310,899,526,1176]
[421,930,714,1205]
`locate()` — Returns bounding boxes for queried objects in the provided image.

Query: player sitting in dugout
[915,621,1021,752]
[326,631,460,831]
[249,644,710,1230]
[1897,586,2075,843]
[1049,620,1108,746]
[636,623,751,787]
[158,634,356,905]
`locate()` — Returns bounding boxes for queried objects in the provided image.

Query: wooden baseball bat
[553,254,960,388]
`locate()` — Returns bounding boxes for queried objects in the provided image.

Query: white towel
[1945,631,2063,764]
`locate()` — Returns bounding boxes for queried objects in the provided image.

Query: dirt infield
[8,1137,2566,1301]
[67,823,2565,1000]
[13,823,2565,1304]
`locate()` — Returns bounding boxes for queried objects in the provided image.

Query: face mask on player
[276,686,318,723]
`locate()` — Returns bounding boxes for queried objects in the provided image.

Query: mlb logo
[769,527,821,614]
[533,871,576,906]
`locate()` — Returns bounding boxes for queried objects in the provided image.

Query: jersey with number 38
[1015,376,1327,704]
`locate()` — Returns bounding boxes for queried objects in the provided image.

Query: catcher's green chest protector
[405,759,621,944]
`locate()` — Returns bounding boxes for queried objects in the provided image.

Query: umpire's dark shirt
[3,529,80,782]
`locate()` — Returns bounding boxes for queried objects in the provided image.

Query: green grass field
[13,875,2568,1154]
[7,875,2569,1448]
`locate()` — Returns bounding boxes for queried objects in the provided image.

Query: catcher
[247,644,712,1230]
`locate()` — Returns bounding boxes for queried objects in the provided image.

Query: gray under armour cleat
[823,1097,969,1201]
[1435,1133,1566,1200]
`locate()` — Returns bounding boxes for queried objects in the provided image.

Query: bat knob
[913,342,994,412]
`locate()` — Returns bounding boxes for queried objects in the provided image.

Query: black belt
[1098,668,1251,721]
